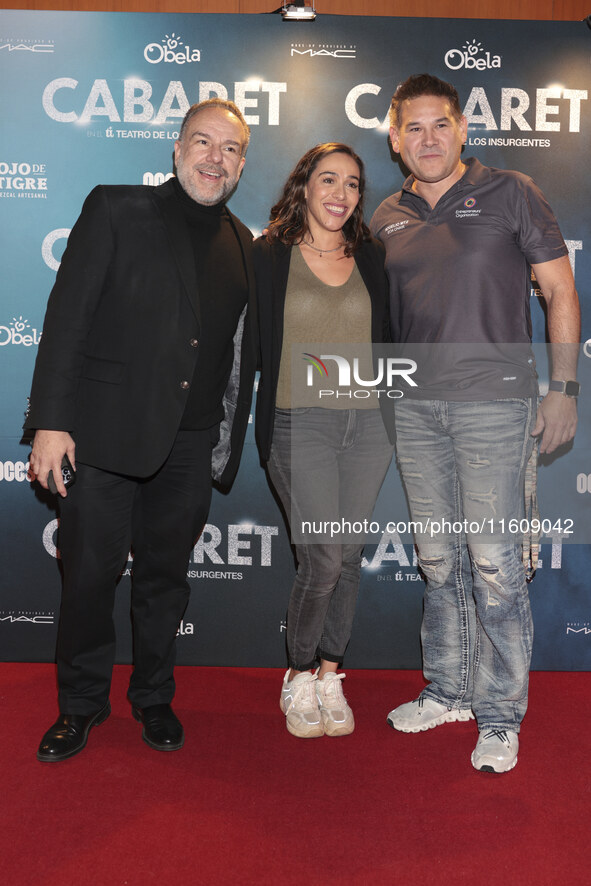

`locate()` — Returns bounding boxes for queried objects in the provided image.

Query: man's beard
[176,154,239,206]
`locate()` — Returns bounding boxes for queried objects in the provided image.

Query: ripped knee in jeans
[417,552,454,586]
[472,555,506,606]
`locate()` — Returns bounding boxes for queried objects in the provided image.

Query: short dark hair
[266,143,369,257]
[179,99,250,155]
[389,74,462,129]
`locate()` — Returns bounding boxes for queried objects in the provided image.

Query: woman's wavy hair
[266,143,370,257]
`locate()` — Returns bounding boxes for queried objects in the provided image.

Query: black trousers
[55,427,218,715]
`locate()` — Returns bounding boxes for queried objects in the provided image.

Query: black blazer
[253,236,396,462]
[25,179,257,487]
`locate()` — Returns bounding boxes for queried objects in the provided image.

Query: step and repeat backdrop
[1,10,590,669]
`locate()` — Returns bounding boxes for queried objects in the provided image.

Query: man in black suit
[26,98,257,762]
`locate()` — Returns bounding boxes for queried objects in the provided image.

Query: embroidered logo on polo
[383,220,409,236]
[455,196,481,218]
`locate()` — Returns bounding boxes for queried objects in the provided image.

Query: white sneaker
[471,729,519,773]
[280,670,324,738]
[316,672,355,737]
[387,696,475,733]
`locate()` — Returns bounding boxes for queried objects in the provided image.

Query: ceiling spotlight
[281,4,317,22]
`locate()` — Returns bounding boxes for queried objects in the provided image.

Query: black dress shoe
[37,702,111,762]
[132,703,184,751]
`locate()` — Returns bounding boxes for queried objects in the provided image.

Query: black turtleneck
[172,177,248,429]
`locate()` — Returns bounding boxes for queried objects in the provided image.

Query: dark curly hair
[265,143,370,257]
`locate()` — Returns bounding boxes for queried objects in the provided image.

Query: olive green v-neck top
[276,247,377,410]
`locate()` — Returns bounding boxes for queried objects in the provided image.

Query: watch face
[565,380,580,396]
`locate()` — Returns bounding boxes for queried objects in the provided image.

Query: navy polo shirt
[370,158,567,400]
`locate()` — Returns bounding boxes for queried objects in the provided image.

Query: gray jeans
[267,407,393,671]
[395,397,537,731]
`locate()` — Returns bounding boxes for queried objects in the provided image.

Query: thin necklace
[302,238,344,256]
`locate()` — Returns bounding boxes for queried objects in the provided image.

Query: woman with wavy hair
[255,143,395,738]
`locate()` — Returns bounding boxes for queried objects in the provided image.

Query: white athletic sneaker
[471,729,519,773]
[387,696,475,733]
[315,672,355,737]
[280,670,324,738]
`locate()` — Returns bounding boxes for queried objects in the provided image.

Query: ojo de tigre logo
[445,38,501,71]
[303,352,417,400]
[0,161,48,193]
[144,32,201,65]
[0,316,41,346]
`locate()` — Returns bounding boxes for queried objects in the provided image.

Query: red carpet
[1,664,589,885]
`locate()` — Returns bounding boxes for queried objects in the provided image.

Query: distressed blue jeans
[268,407,394,671]
[395,398,537,732]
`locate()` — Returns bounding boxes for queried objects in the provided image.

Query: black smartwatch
[549,380,580,398]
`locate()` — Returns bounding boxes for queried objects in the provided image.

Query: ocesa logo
[0,460,29,481]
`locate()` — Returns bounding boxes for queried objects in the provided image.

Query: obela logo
[445,38,501,71]
[0,316,41,347]
[144,32,200,65]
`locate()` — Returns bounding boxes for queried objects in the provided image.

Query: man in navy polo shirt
[371,74,580,773]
